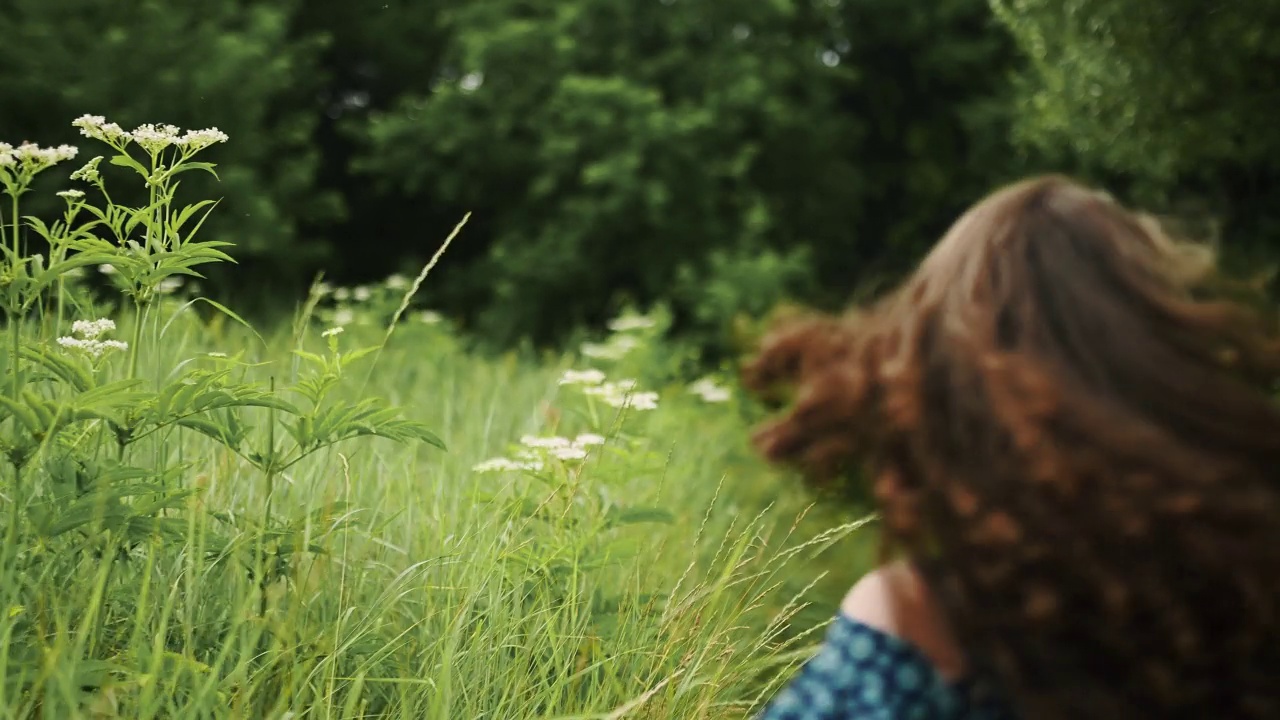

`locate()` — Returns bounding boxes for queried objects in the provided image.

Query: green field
[0,128,876,718]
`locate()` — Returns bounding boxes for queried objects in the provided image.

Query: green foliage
[991,0,1280,275]
[991,0,1280,180]
[355,0,858,342]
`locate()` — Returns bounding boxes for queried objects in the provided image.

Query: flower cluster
[0,141,78,172]
[581,335,640,361]
[71,115,229,153]
[558,368,659,410]
[578,309,659,360]
[56,318,128,359]
[472,432,608,473]
[689,377,732,404]
[70,156,104,183]
[312,273,446,329]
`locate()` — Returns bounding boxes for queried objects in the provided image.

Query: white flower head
[157,276,184,294]
[415,310,443,325]
[176,127,229,151]
[333,287,351,301]
[70,156,103,183]
[57,337,128,358]
[385,274,409,290]
[71,318,116,339]
[473,457,544,473]
[583,381,659,411]
[573,433,606,447]
[520,435,572,450]
[98,263,117,275]
[5,142,78,172]
[322,326,344,338]
[313,281,333,297]
[608,312,657,333]
[56,189,85,200]
[130,123,181,153]
[550,446,588,461]
[353,285,372,302]
[581,334,640,360]
[333,308,355,325]
[690,378,732,404]
[58,317,126,358]
[72,115,129,143]
[558,368,606,386]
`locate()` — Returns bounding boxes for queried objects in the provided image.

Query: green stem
[5,464,20,551]
[128,299,144,380]
[9,193,18,256]
[8,193,21,403]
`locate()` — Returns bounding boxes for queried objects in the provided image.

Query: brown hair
[743,175,1280,718]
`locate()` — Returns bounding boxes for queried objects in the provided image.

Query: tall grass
[0,119,875,718]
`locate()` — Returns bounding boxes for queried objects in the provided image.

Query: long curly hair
[742,175,1280,719]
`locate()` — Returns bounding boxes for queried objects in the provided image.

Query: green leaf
[109,153,150,179]
[167,161,220,180]
[176,416,245,449]
[19,346,94,392]
[188,297,265,348]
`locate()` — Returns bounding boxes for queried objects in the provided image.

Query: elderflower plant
[56,317,128,359]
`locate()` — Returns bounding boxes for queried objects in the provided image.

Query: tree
[991,1,1280,263]
[353,0,862,343]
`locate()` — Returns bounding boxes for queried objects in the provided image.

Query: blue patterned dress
[758,614,1018,720]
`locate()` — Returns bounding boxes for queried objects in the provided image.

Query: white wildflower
[385,274,409,290]
[581,334,640,360]
[71,318,116,339]
[583,381,659,411]
[4,142,78,171]
[353,285,372,302]
[550,446,588,461]
[313,282,333,297]
[72,115,129,143]
[558,368,606,386]
[520,435,572,450]
[207,352,228,358]
[333,287,351,301]
[573,433,606,447]
[333,308,355,325]
[690,378,732,404]
[129,123,181,153]
[472,457,544,473]
[626,392,660,411]
[70,156,103,183]
[176,127,229,151]
[157,276,184,294]
[57,337,128,358]
[322,326,344,338]
[608,312,657,332]
[415,310,442,325]
[57,318,126,358]
[56,189,85,200]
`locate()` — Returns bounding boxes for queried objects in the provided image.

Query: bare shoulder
[839,560,968,680]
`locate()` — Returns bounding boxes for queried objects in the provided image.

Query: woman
[743,176,1280,719]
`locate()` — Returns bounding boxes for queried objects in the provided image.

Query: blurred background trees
[2,0,1276,348]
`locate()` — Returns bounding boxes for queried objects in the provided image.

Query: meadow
[0,119,876,718]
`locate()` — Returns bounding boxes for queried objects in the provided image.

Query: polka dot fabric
[758,614,1018,720]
